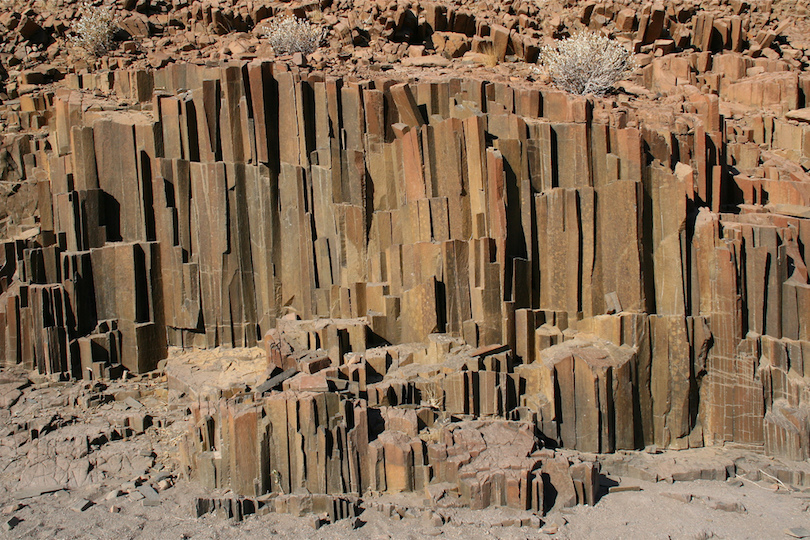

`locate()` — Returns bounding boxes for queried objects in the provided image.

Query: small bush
[480,42,499,68]
[540,32,636,96]
[262,15,321,56]
[69,3,117,58]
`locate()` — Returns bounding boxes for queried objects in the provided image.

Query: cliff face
[0,54,809,505]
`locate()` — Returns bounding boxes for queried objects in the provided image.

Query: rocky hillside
[0,0,808,94]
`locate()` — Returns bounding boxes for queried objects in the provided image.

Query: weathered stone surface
[2,10,810,512]
[3,0,810,529]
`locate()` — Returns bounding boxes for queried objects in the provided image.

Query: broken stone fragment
[608,485,642,493]
[703,497,746,513]
[3,516,20,531]
[661,492,693,503]
[16,17,42,40]
[156,479,172,491]
[104,489,124,500]
[70,499,93,512]
[1,503,24,515]
[786,109,810,123]
[400,55,452,67]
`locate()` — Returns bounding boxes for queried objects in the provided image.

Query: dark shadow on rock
[596,473,619,503]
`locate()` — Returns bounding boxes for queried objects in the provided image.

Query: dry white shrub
[262,15,321,56]
[69,3,117,58]
[540,32,636,96]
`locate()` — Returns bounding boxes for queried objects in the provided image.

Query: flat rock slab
[255,368,297,394]
[704,497,746,513]
[786,528,810,539]
[71,499,93,512]
[400,55,452,67]
[138,484,160,501]
[12,485,66,499]
[3,516,21,531]
[2,503,24,515]
[766,203,810,219]
[124,396,143,409]
[661,492,693,503]
[609,485,642,493]
[786,108,810,123]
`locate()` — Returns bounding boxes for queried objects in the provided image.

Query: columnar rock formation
[2,44,810,509]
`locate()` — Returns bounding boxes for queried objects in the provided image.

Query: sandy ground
[2,476,808,540]
[1,349,808,540]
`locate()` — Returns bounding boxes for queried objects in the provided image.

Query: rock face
[1,3,810,509]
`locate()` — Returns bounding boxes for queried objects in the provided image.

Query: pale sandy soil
[1,350,808,540]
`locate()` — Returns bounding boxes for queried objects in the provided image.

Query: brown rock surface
[2,0,810,533]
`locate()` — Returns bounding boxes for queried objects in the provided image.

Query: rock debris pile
[0,0,809,89]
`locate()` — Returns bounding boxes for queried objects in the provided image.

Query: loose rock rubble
[1,355,810,538]
[0,364,192,536]
[0,0,809,89]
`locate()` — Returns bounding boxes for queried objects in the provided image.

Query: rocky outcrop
[1,0,810,511]
[2,58,810,469]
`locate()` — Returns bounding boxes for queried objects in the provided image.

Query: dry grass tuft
[480,42,499,67]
